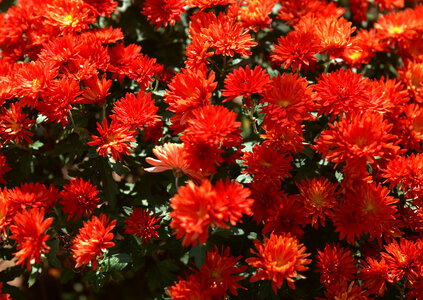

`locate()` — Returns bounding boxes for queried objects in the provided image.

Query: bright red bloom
[246,233,311,292]
[124,207,161,243]
[359,257,389,296]
[203,13,257,57]
[399,61,423,103]
[88,119,137,161]
[60,178,100,221]
[0,154,10,184]
[169,180,225,247]
[166,274,203,299]
[261,73,315,123]
[343,29,383,67]
[323,281,368,300]
[296,177,338,228]
[83,0,117,16]
[271,30,319,72]
[237,0,276,31]
[111,92,160,130]
[79,74,112,105]
[314,112,401,166]
[197,246,247,298]
[9,208,53,270]
[221,65,270,103]
[261,119,304,154]
[7,182,59,215]
[188,0,231,10]
[71,214,116,270]
[0,103,35,145]
[215,179,253,226]
[242,144,292,181]
[315,244,357,286]
[375,8,419,43]
[313,68,370,118]
[141,0,185,29]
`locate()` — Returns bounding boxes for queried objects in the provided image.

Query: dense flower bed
[0,0,423,298]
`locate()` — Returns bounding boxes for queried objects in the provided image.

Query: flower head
[124,207,161,243]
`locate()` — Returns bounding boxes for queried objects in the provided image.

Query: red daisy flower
[9,208,53,270]
[169,180,225,247]
[166,274,202,299]
[124,207,161,243]
[271,30,319,72]
[111,92,160,130]
[237,0,275,31]
[315,243,357,286]
[261,119,304,154]
[242,144,293,181]
[88,119,137,161]
[296,177,338,228]
[381,239,423,284]
[246,233,311,292]
[79,74,112,105]
[71,213,116,270]
[399,61,423,103]
[141,0,186,29]
[60,177,100,221]
[0,103,35,146]
[197,246,247,298]
[221,65,270,104]
[359,257,389,296]
[260,73,315,123]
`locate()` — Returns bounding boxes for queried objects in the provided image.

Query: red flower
[238,0,275,31]
[261,119,304,154]
[79,74,112,105]
[381,239,423,284]
[71,214,116,270]
[198,246,247,298]
[88,119,137,161]
[9,208,53,270]
[166,274,203,299]
[124,207,161,243]
[260,73,315,123]
[221,65,270,104]
[111,92,160,130]
[242,144,293,181]
[296,177,338,228]
[60,178,100,221]
[0,282,11,300]
[359,257,389,296]
[141,0,185,29]
[0,189,11,235]
[246,233,311,292]
[169,180,225,247]
[315,243,357,286]
[271,30,319,72]
[0,103,35,145]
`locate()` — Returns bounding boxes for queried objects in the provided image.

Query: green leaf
[103,253,132,272]
[28,265,43,287]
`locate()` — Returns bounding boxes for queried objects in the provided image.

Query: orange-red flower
[88,119,137,161]
[0,103,35,146]
[141,0,185,29]
[359,257,389,296]
[124,207,161,243]
[79,74,112,105]
[315,243,357,286]
[221,65,270,104]
[246,233,311,292]
[71,214,116,269]
[60,178,100,221]
[9,208,53,270]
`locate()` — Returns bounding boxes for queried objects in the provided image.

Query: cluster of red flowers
[1,0,423,298]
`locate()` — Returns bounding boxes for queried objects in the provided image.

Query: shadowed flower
[124,207,161,243]
[141,0,186,29]
[71,214,116,270]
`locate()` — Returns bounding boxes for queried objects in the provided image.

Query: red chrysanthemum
[197,246,247,298]
[271,30,319,72]
[188,0,231,10]
[60,178,100,221]
[71,214,116,270]
[0,103,35,146]
[261,119,304,154]
[124,207,161,243]
[111,92,160,130]
[381,239,423,284]
[166,274,203,299]
[359,257,389,296]
[315,243,357,286]
[238,0,275,31]
[79,74,112,105]
[375,8,418,43]
[296,177,338,228]
[314,112,401,166]
[169,180,226,247]
[145,143,204,182]
[260,73,315,123]
[249,178,282,224]
[242,144,293,181]
[246,233,311,292]
[141,0,186,29]
[88,119,137,161]
[9,208,53,270]
[221,65,270,103]
[313,68,370,118]
[399,61,423,103]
